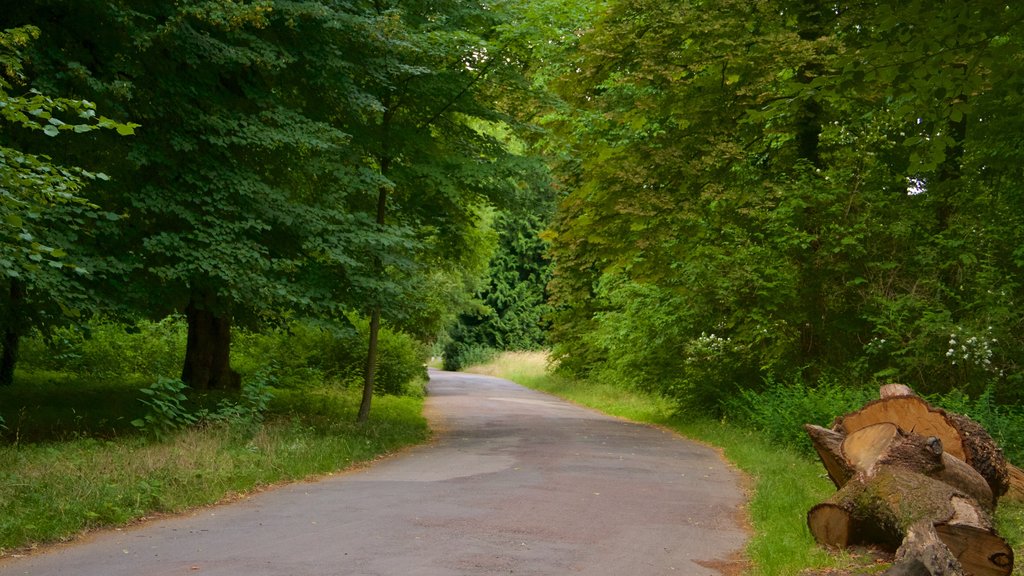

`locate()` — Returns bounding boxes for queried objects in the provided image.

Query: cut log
[807,502,854,548]
[935,452,995,512]
[805,424,854,488]
[1006,465,1024,502]
[837,396,965,460]
[816,422,994,509]
[807,385,1014,576]
[881,383,918,398]
[836,389,1009,501]
[808,467,1012,576]
[842,422,901,475]
[935,522,1014,576]
[945,412,1010,500]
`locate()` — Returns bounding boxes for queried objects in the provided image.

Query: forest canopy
[544,0,1024,412]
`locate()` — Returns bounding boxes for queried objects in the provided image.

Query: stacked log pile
[804,384,1016,576]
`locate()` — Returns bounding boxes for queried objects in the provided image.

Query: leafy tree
[444,210,553,370]
[5,1,552,420]
[0,25,134,385]
[546,0,1024,409]
[5,2,381,390]
[330,0,551,421]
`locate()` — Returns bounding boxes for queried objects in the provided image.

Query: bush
[441,342,498,371]
[19,316,186,378]
[721,377,877,457]
[130,378,198,440]
[18,315,427,397]
[234,317,428,396]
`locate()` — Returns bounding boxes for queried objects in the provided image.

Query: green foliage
[19,316,186,377]
[130,378,197,440]
[234,318,428,396]
[545,0,1024,410]
[723,378,878,457]
[445,210,554,362]
[0,25,135,377]
[442,342,499,372]
[1,1,549,403]
[195,371,276,437]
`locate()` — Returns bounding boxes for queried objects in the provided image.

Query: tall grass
[0,317,432,555]
[0,386,427,554]
[463,352,1024,576]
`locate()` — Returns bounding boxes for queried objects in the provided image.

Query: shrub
[721,377,877,456]
[131,378,198,440]
[19,316,186,378]
[441,341,498,371]
[234,317,427,396]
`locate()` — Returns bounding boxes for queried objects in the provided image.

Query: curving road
[0,370,748,575]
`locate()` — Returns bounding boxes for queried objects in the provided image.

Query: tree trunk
[0,279,25,387]
[181,292,240,390]
[357,307,381,424]
[357,152,390,424]
[805,385,1014,576]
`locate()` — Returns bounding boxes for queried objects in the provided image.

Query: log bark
[806,385,1014,576]
[886,521,965,576]
[811,422,993,508]
[0,279,25,387]
[805,424,854,488]
[836,387,1009,502]
[808,467,1011,576]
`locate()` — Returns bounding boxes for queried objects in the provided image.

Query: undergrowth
[0,316,431,555]
[0,385,427,554]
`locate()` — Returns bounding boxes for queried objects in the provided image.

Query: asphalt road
[0,370,748,575]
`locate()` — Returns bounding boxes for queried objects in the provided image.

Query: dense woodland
[547,1,1024,414]
[2,2,1023,448]
[0,0,565,422]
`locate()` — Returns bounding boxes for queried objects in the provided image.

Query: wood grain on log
[807,385,1014,575]
[934,522,1013,576]
[842,422,900,476]
[1006,465,1024,502]
[838,396,966,460]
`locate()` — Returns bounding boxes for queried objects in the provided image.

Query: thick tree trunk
[0,279,25,387]
[0,328,18,387]
[806,385,1014,576]
[181,293,240,390]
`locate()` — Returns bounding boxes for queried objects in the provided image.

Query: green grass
[463,352,1024,576]
[0,376,428,555]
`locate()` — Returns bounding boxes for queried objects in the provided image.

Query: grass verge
[464,352,1024,576]
[0,380,428,556]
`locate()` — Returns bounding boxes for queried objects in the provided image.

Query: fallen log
[833,389,1009,502]
[806,385,1015,576]
[1007,465,1024,503]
